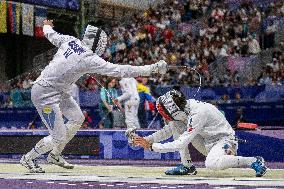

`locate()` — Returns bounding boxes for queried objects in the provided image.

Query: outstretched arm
[143,123,175,144]
[134,125,202,153]
[43,20,75,47]
[84,54,168,78]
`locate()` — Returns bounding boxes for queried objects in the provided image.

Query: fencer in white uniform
[134,90,267,177]
[20,20,168,173]
[116,78,140,129]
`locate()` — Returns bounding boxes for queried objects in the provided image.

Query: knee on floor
[205,157,224,170]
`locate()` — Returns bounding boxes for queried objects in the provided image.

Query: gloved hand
[125,128,138,146]
[150,60,168,74]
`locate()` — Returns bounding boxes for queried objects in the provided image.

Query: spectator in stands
[248,35,261,54]
[231,71,241,86]
[219,44,229,57]
[221,69,232,87]
[267,58,280,73]
[264,21,276,49]
[234,92,242,103]
[99,78,122,129]
[85,76,98,91]
[81,110,93,129]
[28,122,36,129]
[27,115,40,130]
[211,7,225,20]
[22,75,34,89]
[280,69,284,85]
[137,77,156,128]
[272,48,283,61]
[0,94,4,108]
[233,107,246,129]
[3,96,13,108]
[0,85,7,93]
[220,93,231,103]
[271,72,282,86]
[162,26,174,43]
[258,71,272,85]
[10,80,32,108]
[66,0,79,10]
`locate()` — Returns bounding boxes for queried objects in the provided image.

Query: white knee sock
[50,138,65,156]
[50,124,81,156]
[25,136,54,160]
[180,147,192,167]
[66,124,81,143]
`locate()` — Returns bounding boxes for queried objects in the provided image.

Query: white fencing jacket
[148,99,235,153]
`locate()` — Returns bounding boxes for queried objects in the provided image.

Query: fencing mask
[82,25,108,56]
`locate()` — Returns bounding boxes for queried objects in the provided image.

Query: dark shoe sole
[20,163,45,173]
[165,170,197,175]
[256,168,267,177]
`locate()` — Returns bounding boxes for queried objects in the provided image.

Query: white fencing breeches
[205,137,240,170]
[31,83,84,156]
[124,100,140,129]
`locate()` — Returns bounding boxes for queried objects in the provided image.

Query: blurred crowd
[259,47,284,86]
[103,0,283,86]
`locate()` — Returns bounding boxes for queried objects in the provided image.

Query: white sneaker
[20,155,45,173]
[32,159,45,173]
[47,153,74,169]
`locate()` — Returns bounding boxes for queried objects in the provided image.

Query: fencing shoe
[32,159,45,173]
[20,155,45,173]
[251,156,267,177]
[165,164,197,175]
[47,153,74,169]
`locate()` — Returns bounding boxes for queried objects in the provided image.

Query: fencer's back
[37,38,92,92]
[187,99,235,143]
